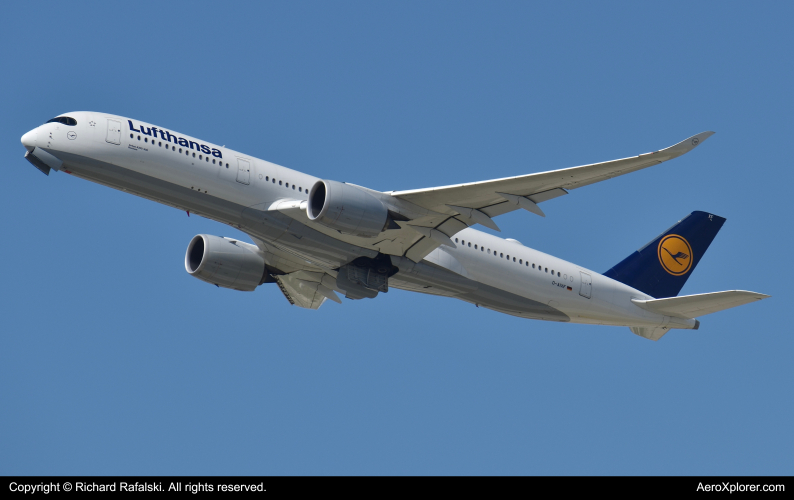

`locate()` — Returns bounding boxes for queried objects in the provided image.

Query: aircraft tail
[604,211,725,298]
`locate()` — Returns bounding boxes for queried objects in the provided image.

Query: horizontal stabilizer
[632,290,770,319]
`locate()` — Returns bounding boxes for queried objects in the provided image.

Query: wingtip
[661,130,716,156]
[685,130,715,147]
[696,130,716,142]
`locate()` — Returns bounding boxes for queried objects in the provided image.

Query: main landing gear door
[579,271,592,299]
[236,158,251,185]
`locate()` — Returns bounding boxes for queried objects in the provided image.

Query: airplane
[20,112,769,340]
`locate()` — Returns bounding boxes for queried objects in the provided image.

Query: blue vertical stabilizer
[604,211,726,298]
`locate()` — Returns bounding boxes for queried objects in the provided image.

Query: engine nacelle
[185,234,266,291]
[307,180,388,238]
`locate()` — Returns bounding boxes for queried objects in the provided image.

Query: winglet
[655,131,715,159]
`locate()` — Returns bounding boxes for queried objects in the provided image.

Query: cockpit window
[46,116,77,126]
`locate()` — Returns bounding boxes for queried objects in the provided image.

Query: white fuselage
[21,112,697,331]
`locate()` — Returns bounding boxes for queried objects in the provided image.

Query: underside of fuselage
[52,150,570,321]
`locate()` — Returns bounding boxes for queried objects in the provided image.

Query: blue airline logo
[128,121,222,158]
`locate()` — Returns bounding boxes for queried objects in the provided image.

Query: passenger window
[468,242,471,247]
[455,238,459,243]
[199,155,202,160]
[519,259,522,264]
[179,148,182,153]
[130,134,133,138]
[137,136,141,140]
[144,138,148,143]
[193,153,196,157]
[279,181,282,185]
[500,253,503,258]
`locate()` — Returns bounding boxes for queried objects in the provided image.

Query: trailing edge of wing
[275,274,329,309]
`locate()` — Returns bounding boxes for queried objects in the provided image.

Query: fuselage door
[236,158,250,185]
[579,271,592,299]
[106,119,121,145]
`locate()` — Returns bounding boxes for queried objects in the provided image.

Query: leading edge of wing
[388,131,715,199]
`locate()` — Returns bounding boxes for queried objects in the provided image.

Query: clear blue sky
[1,1,791,475]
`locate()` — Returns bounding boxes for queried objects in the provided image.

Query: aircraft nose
[21,128,37,150]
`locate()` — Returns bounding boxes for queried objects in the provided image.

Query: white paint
[20,112,768,340]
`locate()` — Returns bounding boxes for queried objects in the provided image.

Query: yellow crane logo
[658,234,693,276]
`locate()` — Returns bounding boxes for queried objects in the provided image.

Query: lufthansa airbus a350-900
[21,113,768,340]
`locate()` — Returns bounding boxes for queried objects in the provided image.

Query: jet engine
[185,234,267,291]
[306,180,389,237]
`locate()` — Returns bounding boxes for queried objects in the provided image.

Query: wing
[247,235,343,310]
[275,273,342,310]
[248,132,715,265]
[390,131,715,223]
[384,131,714,262]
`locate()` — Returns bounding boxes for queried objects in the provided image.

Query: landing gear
[336,253,398,299]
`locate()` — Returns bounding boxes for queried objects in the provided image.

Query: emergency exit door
[236,158,250,185]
